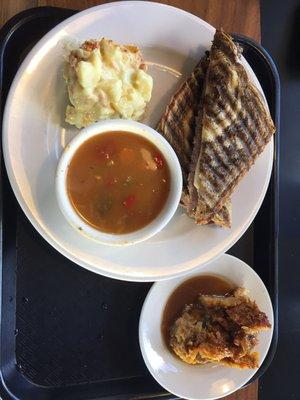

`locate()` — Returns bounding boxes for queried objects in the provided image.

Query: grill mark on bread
[199,133,254,212]
[205,96,262,159]
[187,96,204,213]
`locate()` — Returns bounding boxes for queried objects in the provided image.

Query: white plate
[2,2,273,281]
[139,254,274,400]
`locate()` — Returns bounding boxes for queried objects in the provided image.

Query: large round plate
[3,2,273,281]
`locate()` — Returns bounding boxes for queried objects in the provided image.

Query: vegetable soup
[67,131,171,234]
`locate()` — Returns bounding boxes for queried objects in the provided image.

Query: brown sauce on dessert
[161,275,234,348]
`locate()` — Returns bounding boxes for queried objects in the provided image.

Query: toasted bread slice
[188,30,276,224]
[157,57,231,227]
[157,60,206,185]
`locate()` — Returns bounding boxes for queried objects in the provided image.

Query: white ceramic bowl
[139,254,274,400]
[56,119,182,246]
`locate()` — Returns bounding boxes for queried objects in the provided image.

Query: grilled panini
[157,57,231,227]
[187,30,275,224]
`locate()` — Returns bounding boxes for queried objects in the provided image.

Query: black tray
[0,6,280,400]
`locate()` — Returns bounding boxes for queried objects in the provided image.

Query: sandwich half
[187,30,275,225]
[157,57,231,227]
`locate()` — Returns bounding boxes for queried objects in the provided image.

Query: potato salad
[64,38,153,128]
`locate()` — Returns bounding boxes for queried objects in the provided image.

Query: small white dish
[55,119,182,246]
[139,254,274,400]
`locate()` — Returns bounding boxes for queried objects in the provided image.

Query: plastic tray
[0,6,280,400]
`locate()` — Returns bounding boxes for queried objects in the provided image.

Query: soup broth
[67,131,171,234]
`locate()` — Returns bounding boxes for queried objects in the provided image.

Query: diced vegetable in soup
[67,131,171,234]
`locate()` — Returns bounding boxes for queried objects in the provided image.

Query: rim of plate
[2,1,274,281]
[139,254,274,399]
